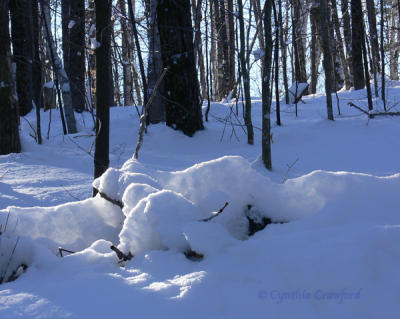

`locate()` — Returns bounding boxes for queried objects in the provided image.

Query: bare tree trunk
[32,0,42,144]
[10,0,34,116]
[146,0,165,122]
[328,2,344,92]
[351,0,365,90]
[93,0,111,190]
[0,0,21,155]
[310,1,322,94]
[118,0,134,106]
[380,0,386,110]
[320,0,334,120]
[366,0,380,73]
[238,0,254,144]
[262,0,273,170]
[273,0,281,125]
[192,0,207,99]
[331,0,351,90]
[225,0,236,96]
[341,0,353,84]
[41,0,77,134]
[157,0,204,136]
[279,0,289,103]
[389,0,399,80]
[291,0,307,88]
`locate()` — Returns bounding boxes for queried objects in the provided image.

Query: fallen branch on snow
[348,102,400,119]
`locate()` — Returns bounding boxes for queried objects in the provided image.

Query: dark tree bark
[146,0,166,123]
[62,0,86,112]
[310,1,321,94]
[32,0,42,144]
[320,0,334,120]
[238,0,254,144]
[10,0,34,116]
[272,0,281,126]
[331,0,351,90]
[278,0,289,104]
[93,0,111,190]
[262,0,273,170]
[0,0,21,155]
[351,0,365,90]
[291,0,307,90]
[157,0,204,136]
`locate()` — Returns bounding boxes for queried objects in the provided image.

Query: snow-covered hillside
[0,84,399,318]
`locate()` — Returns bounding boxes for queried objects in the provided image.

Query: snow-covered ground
[1,83,400,318]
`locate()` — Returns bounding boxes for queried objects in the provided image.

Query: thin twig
[201,202,229,222]
[281,157,299,183]
[134,67,169,159]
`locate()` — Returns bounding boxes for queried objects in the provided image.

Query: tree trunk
[341,0,353,84]
[389,1,399,80]
[146,0,165,123]
[32,0,42,144]
[262,0,273,170]
[157,0,204,136]
[291,0,307,89]
[279,0,289,103]
[119,0,134,107]
[10,0,34,116]
[310,2,322,94]
[238,0,254,144]
[351,0,365,89]
[62,0,86,112]
[93,0,111,188]
[320,0,334,120]
[0,0,21,155]
[365,0,380,73]
[331,0,351,90]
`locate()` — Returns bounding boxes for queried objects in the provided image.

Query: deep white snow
[0,82,400,318]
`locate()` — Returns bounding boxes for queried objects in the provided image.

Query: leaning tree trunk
[0,0,21,155]
[10,0,34,116]
[157,0,204,136]
[320,0,334,120]
[93,0,111,188]
[41,0,77,133]
[351,0,365,90]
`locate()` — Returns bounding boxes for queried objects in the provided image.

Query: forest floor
[0,83,400,318]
